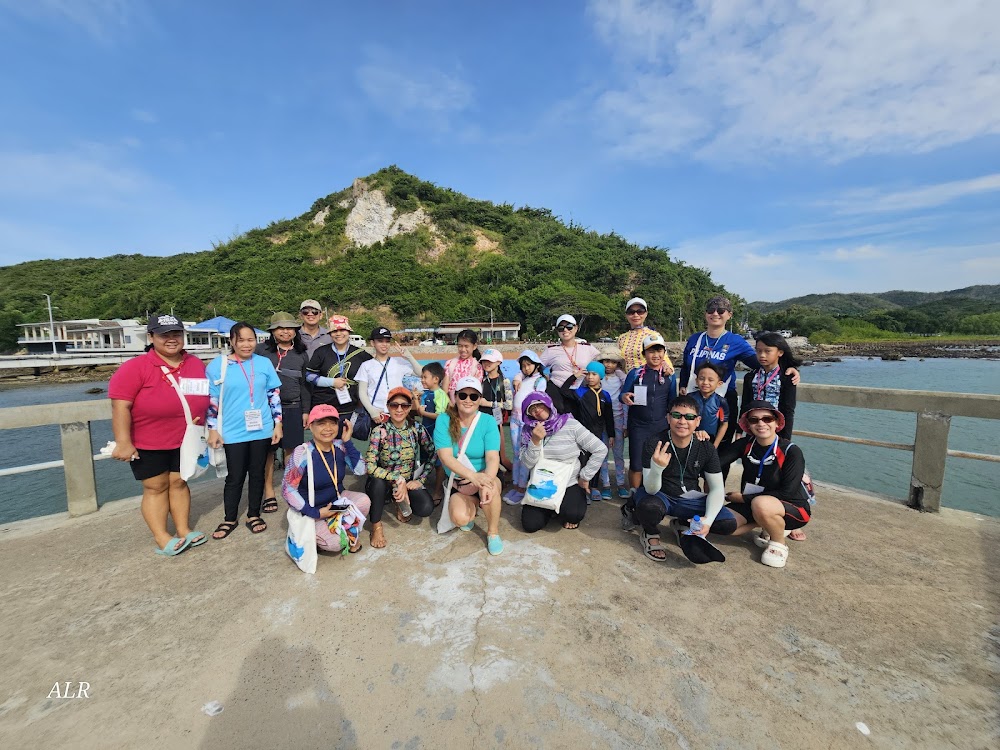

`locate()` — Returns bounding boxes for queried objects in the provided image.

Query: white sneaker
[761,541,789,568]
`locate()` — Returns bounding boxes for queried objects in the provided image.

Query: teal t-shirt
[433,412,501,475]
[206,353,282,444]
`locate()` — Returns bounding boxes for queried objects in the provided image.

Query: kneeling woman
[282,406,371,554]
[365,387,438,549]
[434,377,505,555]
[718,400,812,569]
[519,393,607,532]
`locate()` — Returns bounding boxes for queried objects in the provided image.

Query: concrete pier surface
[0,475,997,749]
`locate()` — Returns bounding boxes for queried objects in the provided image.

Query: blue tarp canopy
[188,316,266,336]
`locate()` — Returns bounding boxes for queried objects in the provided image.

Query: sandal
[245,517,267,534]
[262,498,279,513]
[788,528,807,542]
[370,523,387,549]
[761,540,789,568]
[212,521,238,540]
[641,531,667,562]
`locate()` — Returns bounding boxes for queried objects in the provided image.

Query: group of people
[108,294,813,570]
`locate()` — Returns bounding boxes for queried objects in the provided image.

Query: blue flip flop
[154,536,190,556]
[184,531,208,548]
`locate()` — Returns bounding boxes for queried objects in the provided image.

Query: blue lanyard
[755,439,778,484]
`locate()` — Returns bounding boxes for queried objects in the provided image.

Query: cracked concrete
[0,474,999,749]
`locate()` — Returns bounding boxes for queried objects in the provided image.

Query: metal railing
[0,384,998,518]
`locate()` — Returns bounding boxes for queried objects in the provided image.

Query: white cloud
[0,147,154,206]
[825,244,885,261]
[130,108,157,124]
[0,0,144,42]
[356,48,473,128]
[818,173,1000,215]
[587,0,1000,161]
[742,252,790,267]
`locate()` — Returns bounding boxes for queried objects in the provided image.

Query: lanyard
[275,346,289,371]
[333,346,348,375]
[564,343,578,369]
[754,438,778,484]
[754,367,780,400]
[637,364,665,386]
[487,376,503,404]
[590,386,603,416]
[235,357,256,406]
[313,442,339,490]
[371,358,389,401]
[668,435,693,492]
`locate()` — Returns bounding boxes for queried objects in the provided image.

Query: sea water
[0,356,997,524]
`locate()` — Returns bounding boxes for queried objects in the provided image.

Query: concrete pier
[0,474,997,749]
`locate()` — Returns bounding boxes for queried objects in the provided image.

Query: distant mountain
[750,286,1000,315]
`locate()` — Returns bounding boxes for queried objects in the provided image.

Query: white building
[16,319,212,354]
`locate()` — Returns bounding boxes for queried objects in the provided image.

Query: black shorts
[727,498,811,530]
[268,405,304,452]
[129,448,181,481]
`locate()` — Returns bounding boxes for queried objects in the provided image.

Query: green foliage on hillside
[753,285,1000,340]
[0,166,734,352]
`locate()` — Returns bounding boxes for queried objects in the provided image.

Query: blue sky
[1,0,998,302]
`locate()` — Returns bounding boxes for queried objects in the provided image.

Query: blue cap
[586,361,606,379]
[518,349,541,365]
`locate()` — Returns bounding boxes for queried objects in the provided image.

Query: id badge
[680,489,707,500]
[335,387,352,404]
[743,483,765,497]
[244,409,264,432]
[180,378,209,396]
[632,385,648,406]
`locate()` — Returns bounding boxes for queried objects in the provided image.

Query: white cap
[454,376,483,393]
[555,314,577,327]
[625,297,647,311]
[642,333,666,351]
[479,348,504,363]
[518,349,541,364]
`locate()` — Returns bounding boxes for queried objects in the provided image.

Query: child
[597,347,629,500]
[560,361,615,503]
[415,361,448,501]
[504,349,547,505]
[741,331,799,440]
[691,361,730,449]
[479,349,514,473]
[442,329,484,400]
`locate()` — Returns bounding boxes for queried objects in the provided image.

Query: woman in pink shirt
[108,314,211,556]
[540,314,599,388]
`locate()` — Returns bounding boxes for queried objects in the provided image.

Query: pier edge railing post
[908,411,951,513]
[60,421,99,517]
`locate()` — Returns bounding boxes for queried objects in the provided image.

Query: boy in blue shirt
[415,361,448,501]
[691,361,729,449]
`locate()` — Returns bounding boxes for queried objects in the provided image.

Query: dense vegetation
[752,286,1000,341]
[0,166,733,352]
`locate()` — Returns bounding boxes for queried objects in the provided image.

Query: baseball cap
[625,297,647,312]
[555,314,577,327]
[642,333,666,351]
[586,361,606,379]
[267,312,301,330]
[329,315,352,332]
[369,326,392,340]
[454,376,483,393]
[307,404,340,425]
[386,386,413,405]
[517,349,541,364]
[480,348,504,363]
[705,295,732,312]
[737,400,786,433]
[299,299,322,312]
[678,533,727,565]
[147,313,184,334]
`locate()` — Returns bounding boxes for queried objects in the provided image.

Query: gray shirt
[300,327,331,359]
[519,418,608,482]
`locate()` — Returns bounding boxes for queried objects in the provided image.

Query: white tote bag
[522,441,576,514]
[286,445,319,574]
[437,412,482,534]
[161,367,210,482]
[208,355,229,477]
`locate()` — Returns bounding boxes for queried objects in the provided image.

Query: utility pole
[43,294,57,355]
[677,307,684,341]
[479,305,494,343]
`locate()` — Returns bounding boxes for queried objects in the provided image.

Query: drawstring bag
[286,444,319,574]
[522,440,575,514]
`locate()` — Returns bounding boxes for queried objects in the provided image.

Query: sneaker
[487,534,504,556]
[617,487,632,500]
[620,502,637,532]
[503,489,524,506]
[600,488,612,501]
[761,541,789,568]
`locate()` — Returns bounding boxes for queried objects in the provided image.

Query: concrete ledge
[0,474,998,749]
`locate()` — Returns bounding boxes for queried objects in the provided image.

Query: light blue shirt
[207,354,281,444]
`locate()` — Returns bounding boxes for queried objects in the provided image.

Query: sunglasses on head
[457,391,481,401]
[669,411,699,421]
[556,324,575,331]
[747,414,776,424]
[387,401,411,409]
[626,308,646,315]
[301,309,321,315]
[705,306,730,315]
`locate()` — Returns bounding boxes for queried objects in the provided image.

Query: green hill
[0,166,733,351]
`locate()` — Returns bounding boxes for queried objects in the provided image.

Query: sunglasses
[668,411,699,421]
[457,391,481,401]
[301,309,321,315]
[626,308,646,315]
[387,401,411,409]
[705,307,730,315]
[556,324,575,331]
[746,415,776,424]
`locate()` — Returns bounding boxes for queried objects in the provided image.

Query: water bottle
[684,515,703,535]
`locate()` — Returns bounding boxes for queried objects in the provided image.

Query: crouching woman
[282,405,371,555]
[519,392,607,532]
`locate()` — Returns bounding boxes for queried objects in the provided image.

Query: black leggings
[521,484,588,532]
[222,438,272,522]
[365,476,434,523]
